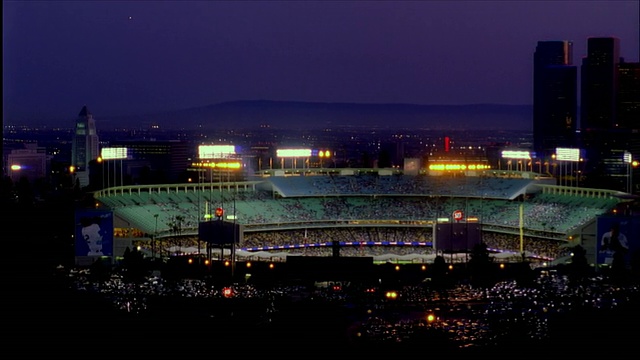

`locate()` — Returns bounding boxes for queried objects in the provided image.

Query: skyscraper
[580,37,620,131]
[533,41,577,160]
[579,37,640,194]
[71,105,100,188]
[617,60,640,129]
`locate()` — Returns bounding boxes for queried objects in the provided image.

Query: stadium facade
[85,169,635,271]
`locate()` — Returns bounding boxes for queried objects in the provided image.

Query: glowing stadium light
[318,150,330,158]
[501,150,531,160]
[192,161,241,169]
[276,148,312,158]
[428,163,490,171]
[101,147,128,160]
[10,164,22,171]
[624,151,632,164]
[555,148,581,162]
[199,145,236,159]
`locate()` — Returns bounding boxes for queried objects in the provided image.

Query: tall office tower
[617,61,640,194]
[580,37,620,131]
[579,37,639,193]
[533,41,577,160]
[71,105,100,188]
[617,60,640,129]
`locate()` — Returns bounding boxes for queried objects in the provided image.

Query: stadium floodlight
[555,148,581,162]
[501,150,531,160]
[191,161,241,169]
[100,147,128,160]
[199,145,236,160]
[100,147,128,188]
[624,151,632,164]
[276,148,312,158]
[428,163,490,171]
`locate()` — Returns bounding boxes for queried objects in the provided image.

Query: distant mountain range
[103,100,533,131]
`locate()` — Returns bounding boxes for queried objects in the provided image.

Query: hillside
[103,100,533,131]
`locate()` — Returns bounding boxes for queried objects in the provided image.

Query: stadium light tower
[153,213,159,258]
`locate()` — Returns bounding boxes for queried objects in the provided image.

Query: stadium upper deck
[94,172,624,245]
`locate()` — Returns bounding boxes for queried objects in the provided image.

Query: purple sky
[3,1,638,125]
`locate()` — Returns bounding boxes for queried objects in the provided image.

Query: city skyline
[3,1,638,126]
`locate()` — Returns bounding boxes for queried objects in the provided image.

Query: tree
[429,255,451,296]
[468,242,495,289]
[121,246,146,282]
[567,244,591,284]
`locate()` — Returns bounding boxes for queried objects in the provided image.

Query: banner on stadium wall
[596,216,638,267]
[75,210,114,256]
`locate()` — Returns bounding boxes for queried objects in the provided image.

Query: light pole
[153,213,159,259]
[624,152,632,193]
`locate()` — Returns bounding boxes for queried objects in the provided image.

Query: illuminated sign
[101,147,128,160]
[501,150,531,159]
[199,145,236,159]
[555,148,581,162]
[276,148,312,158]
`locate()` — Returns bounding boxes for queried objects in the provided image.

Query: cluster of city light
[428,164,491,171]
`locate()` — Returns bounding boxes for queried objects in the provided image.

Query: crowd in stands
[100,174,618,264]
[106,189,616,239]
[132,226,567,264]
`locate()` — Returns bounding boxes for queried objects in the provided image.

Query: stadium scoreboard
[199,220,244,245]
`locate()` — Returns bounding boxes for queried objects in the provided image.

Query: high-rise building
[617,60,640,129]
[579,37,640,194]
[617,61,640,194]
[71,105,100,188]
[580,37,620,131]
[533,41,577,159]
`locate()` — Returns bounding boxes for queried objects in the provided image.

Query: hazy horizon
[3,1,638,125]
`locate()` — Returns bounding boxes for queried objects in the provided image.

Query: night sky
[3,0,638,125]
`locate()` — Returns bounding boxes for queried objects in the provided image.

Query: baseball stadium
[81,167,633,277]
